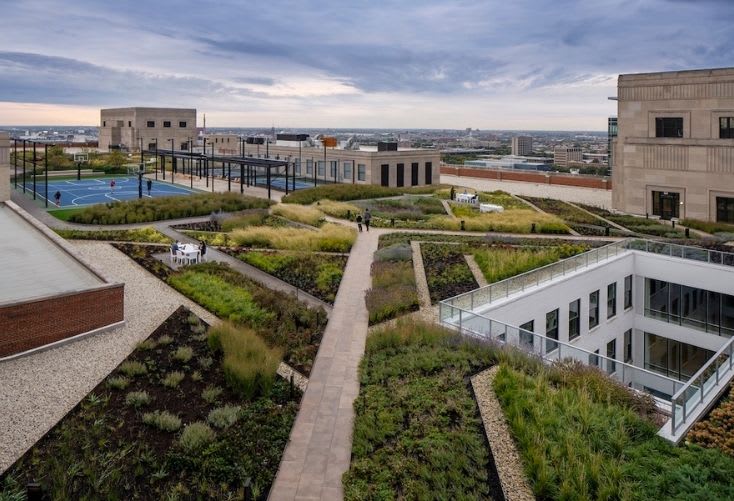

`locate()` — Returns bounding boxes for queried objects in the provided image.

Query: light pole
[154,138,158,180]
[169,138,175,184]
[189,138,193,189]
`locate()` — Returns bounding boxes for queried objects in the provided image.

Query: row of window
[654,116,734,139]
[298,160,367,181]
[644,278,734,337]
[147,120,188,128]
[380,162,433,187]
[644,332,714,381]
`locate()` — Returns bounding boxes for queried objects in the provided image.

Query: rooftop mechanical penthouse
[440,238,734,443]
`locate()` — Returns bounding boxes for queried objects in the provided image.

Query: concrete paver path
[270,228,381,500]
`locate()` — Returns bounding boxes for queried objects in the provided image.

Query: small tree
[108,150,125,169]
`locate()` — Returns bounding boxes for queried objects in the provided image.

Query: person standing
[200,240,207,262]
[54,190,61,207]
[363,208,371,232]
[355,214,363,232]
[147,178,153,196]
[110,179,116,193]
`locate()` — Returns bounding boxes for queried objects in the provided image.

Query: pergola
[144,147,293,200]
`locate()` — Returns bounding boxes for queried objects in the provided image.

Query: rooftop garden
[577,203,686,239]
[520,196,624,236]
[0,308,300,499]
[114,244,327,376]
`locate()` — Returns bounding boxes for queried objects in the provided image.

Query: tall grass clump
[314,199,361,219]
[472,244,588,283]
[441,208,569,234]
[282,183,441,204]
[366,259,419,325]
[220,209,270,231]
[208,322,283,400]
[67,192,272,225]
[178,422,215,452]
[55,227,172,243]
[143,410,182,432]
[272,203,325,226]
[229,223,356,252]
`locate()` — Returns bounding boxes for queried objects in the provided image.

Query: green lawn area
[48,207,86,221]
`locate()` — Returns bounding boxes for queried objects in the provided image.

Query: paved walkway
[269,228,381,500]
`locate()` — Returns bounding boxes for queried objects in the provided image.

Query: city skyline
[1,0,732,129]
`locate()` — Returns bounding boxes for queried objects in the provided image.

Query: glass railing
[670,337,734,435]
[626,239,734,267]
[439,303,684,400]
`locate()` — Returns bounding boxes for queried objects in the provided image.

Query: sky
[0,0,732,130]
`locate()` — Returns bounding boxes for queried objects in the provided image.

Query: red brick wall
[0,285,124,358]
[440,165,612,190]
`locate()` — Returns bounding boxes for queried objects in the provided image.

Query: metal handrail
[670,336,734,433]
[441,303,683,398]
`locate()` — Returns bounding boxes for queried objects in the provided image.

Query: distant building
[203,134,441,187]
[554,146,583,167]
[464,155,552,172]
[99,107,197,152]
[0,132,9,201]
[613,67,734,222]
[511,136,533,156]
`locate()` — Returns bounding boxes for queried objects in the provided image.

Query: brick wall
[0,285,124,358]
[441,165,612,190]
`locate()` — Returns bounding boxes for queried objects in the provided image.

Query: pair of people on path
[356,208,371,232]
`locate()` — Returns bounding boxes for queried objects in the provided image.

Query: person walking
[54,190,61,207]
[363,208,371,232]
[110,179,116,193]
[200,240,207,262]
[355,214,363,232]
[146,178,153,196]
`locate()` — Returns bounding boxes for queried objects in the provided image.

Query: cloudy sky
[0,0,731,129]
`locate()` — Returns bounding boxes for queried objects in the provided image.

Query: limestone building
[553,146,583,168]
[98,108,197,152]
[511,136,533,156]
[613,67,734,222]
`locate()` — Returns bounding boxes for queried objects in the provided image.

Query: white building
[440,239,734,443]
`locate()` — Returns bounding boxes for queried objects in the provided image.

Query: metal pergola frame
[146,149,293,200]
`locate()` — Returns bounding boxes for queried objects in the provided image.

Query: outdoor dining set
[170,242,204,265]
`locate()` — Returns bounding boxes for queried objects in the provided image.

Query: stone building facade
[99,108,197,152]
[613,68,734,222]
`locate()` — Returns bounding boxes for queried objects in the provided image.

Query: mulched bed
[0,307,300,500]
[421,242,479,303]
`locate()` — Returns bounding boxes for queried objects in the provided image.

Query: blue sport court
[21,177,197,207]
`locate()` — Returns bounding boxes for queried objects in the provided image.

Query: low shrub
[314,199,361,219]
[682,218,734,235]
[229,223,356,252]
[178,422,215,452]
[207,405,242,429]
[220,209,270,231]
[374,243,412,262]
[198,356,214,370]
[119,361,147,377]
[125,391,151,408]
[157,335,173,346]
[136,339,157,351]
[366,260,419,324]
[272,203,325,226]
[191,370,203,382]
[201,385,223,404]
[162,371,185,388]
[282,183,442,204]
[208,323,283,400]
[55,227,172,243]
[67,192,272,225]
[172,346,194,363]
[106,376,130,390]
[142,410,182,432]
[688,384,734,456]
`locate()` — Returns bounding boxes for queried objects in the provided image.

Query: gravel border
[471,366,535,501]
[464,253,489,287]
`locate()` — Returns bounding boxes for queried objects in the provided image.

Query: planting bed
[366,243,419,324]
[577,203,686,238]
[0,307,300,500]
[113,244,327,375]
[472,243,589,284]
[281,183,443,205]
[421,242,478,303]
[343,320,502,499]
[520,196,621,236]
[55,227,172,243]
[225,249,347,303]
[355,195,447,222]
[494,362,734,500]
[687,383,734,457]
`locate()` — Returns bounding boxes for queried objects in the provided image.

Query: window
[317,161,325,176]
[227,138,230,143]
[103,120,106,127]
[148,142,156,150]
[568,299,580,341]
[295,159,301,175]
[644,332,715,381]
[545,309,559,353]
[652,191,680,219]
[589,290,599,329]
[344,161,352,180]
[181,142,189,151]
[716,197,734,223]
[396,163,404,187]
[425,162,433,184]
[607,339,617,374]
[624,329,633,363]
[146,120,155,128]
[655,117,683,138]
[720,117,734,139]
[306,159,313,175]
[179,121,187,128]
[380,164,389,187]
[607,282,617,319]
[128,121,132,127]
[163,121,171,128]
[519,320,534,349]
[624,275,633,309]
[330,161,337,179]
[358,164,366,181]
[411,163,419,186]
